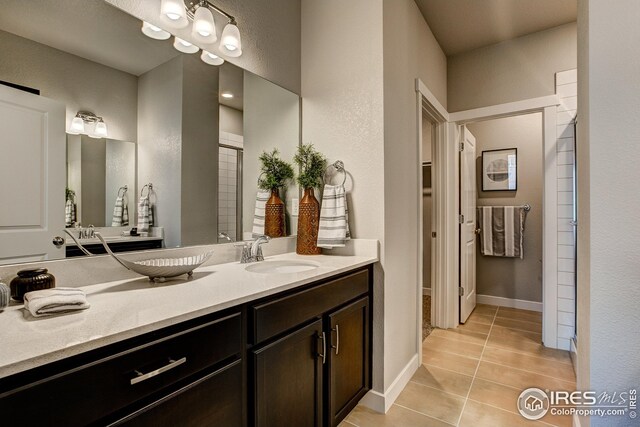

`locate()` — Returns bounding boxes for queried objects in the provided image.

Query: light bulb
[69,116,84,134]
[200,50,224,66]
[192,6,217,44]
[141,21,171,40]
[160,0,188,29]
[173,37,199,54]
[219,23,242,57]
[221,92,234,99]
[93,120,108,138]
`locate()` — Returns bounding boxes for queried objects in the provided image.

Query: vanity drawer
[251,268,369,344]
[0,311,242,427]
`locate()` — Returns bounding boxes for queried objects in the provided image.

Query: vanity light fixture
[220,92,234,99]
[149,0,242,64]
[68,111,108,138]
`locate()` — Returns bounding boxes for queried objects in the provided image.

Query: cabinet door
[110,359,243,427]
[328,297,370,427]
[253,319,324,427]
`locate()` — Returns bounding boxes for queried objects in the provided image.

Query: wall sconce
[141,0,241,66]
[68,111,108,138]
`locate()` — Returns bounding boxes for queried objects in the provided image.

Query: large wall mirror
[0,0,299,265]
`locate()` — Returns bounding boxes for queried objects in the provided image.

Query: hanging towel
[317,184,351,249]
[477,206,526,259]
[137,196,154,232]
[65,198,77,227]
[111,196,129,227]
[24,287,90,318]
[252,190,271,238]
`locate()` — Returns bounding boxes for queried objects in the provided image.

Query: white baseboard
[476,294,542,312]
[359,353,419,413]
[422,287,431,296]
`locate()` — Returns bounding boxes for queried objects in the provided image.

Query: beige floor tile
[395,381,466,425]
[345,404,453,427]
[423,334,484,359]
[482,347,576,382]
[431,327,488,346]
[487,327,572,365]
[495,307,543,323]
[458,399,545,427]
[476,361,576,391]
[466,311,495,325]
[423,348,480,376]
[457,321,492,335]
[475,304,499,315]
[338,420,357,427]
[494,317,543,333]
[412,364,474,397]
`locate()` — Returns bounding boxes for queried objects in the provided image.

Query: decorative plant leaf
[258,149,295,190]
[294,144,328,189]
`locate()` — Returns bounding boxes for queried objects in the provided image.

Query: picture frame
[482,148,517,191]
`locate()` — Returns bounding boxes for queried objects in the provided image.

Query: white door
[0,85,66,265]
[459,126,478,322]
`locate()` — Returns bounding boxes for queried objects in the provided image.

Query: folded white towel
[252,190,271,238]
[137,196,154,232]
[24,287,90,318]
[317,184,351,249]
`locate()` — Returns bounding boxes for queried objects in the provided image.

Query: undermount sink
[245,260,320,274]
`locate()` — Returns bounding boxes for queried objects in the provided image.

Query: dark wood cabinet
[328,297,370,427]
[252,320,324,427]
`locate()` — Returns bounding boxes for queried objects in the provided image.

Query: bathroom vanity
[0,251,376,427]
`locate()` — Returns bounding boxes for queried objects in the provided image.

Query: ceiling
[414,0,577,56]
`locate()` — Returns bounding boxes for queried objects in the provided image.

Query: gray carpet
[423,294,433,340]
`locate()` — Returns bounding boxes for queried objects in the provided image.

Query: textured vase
[296,188,322,255]
[264,188,286,238]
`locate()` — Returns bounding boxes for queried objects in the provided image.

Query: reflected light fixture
[220,92,234,99]
[145,0,242,66]
[67,111,108,138]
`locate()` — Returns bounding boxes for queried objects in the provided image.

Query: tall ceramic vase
[296,188,322,255]
[264,188,286,238]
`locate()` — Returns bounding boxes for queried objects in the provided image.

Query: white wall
[448,22,577,112]
[220,105,243,136]
[0,29,138,142]
[577,2,640,426]
[105,139,136,226]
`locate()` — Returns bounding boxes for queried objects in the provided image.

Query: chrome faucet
[77,224,95,239]
[218,232,234,242]
[240,235,270,263]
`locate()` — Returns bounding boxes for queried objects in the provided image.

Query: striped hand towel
[317,184,351,249]
[137,196,154,232]
[252,190,271,238]
[111,196,129,227]
[65,198,77,227]
[477,206,527,259]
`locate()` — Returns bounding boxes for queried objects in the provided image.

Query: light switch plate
[292,199,299,216]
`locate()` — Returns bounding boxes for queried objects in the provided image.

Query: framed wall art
[482,148,517,191]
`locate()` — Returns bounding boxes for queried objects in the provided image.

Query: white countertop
[0,251,377,379]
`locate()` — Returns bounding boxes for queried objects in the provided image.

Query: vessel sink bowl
[245,260,320,274]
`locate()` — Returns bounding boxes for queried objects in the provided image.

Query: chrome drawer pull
[130,357,186,385]
[331,325,340,355]
[318,332,327,365]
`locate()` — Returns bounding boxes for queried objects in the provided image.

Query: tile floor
[341,304,576,427]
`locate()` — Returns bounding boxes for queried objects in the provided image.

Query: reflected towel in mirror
[252,190,271,238]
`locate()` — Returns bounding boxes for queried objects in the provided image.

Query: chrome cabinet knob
[474,228,482,235]
[52,236,65,248]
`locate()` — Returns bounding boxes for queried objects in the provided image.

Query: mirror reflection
[0,0,299,264]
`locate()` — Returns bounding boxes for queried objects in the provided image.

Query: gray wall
[80,136,106,227]
[138,56,183,247]
[105,140,136,225]
[220,105,243,136]
[448,22,577,112]
[0,29,138,142]
[243,71,300,237]
[106,0,301,94]
[468,114,543,302]
[578,2,640,426]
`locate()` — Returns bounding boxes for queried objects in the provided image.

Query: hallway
[342,304,575,427]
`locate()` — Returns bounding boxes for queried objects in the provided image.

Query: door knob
[52,236,65,248]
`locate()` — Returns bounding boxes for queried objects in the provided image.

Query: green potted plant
[258,149,294,238]
[293,144,327,255]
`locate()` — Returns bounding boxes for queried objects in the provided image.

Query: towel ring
[117,185,128,197]
[140,183,153,197]
[257,172,265,186]
[324,160,347,186]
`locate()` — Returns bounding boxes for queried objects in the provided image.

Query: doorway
[422,115,435,339]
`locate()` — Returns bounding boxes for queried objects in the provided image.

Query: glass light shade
[141,21,171,40]
[173,37,199,54]
[200,50,224,66]
[69,116,84,134]
[160,0,188,28]
[219,23,242,57]
[93,120,108,138]
[192,7,217,44]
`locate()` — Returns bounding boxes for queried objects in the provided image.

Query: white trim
[422,287,431,296]
[359,353,419,413]
[449,95,559,123]
[476,294,542,312]
[416,79,449,122]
